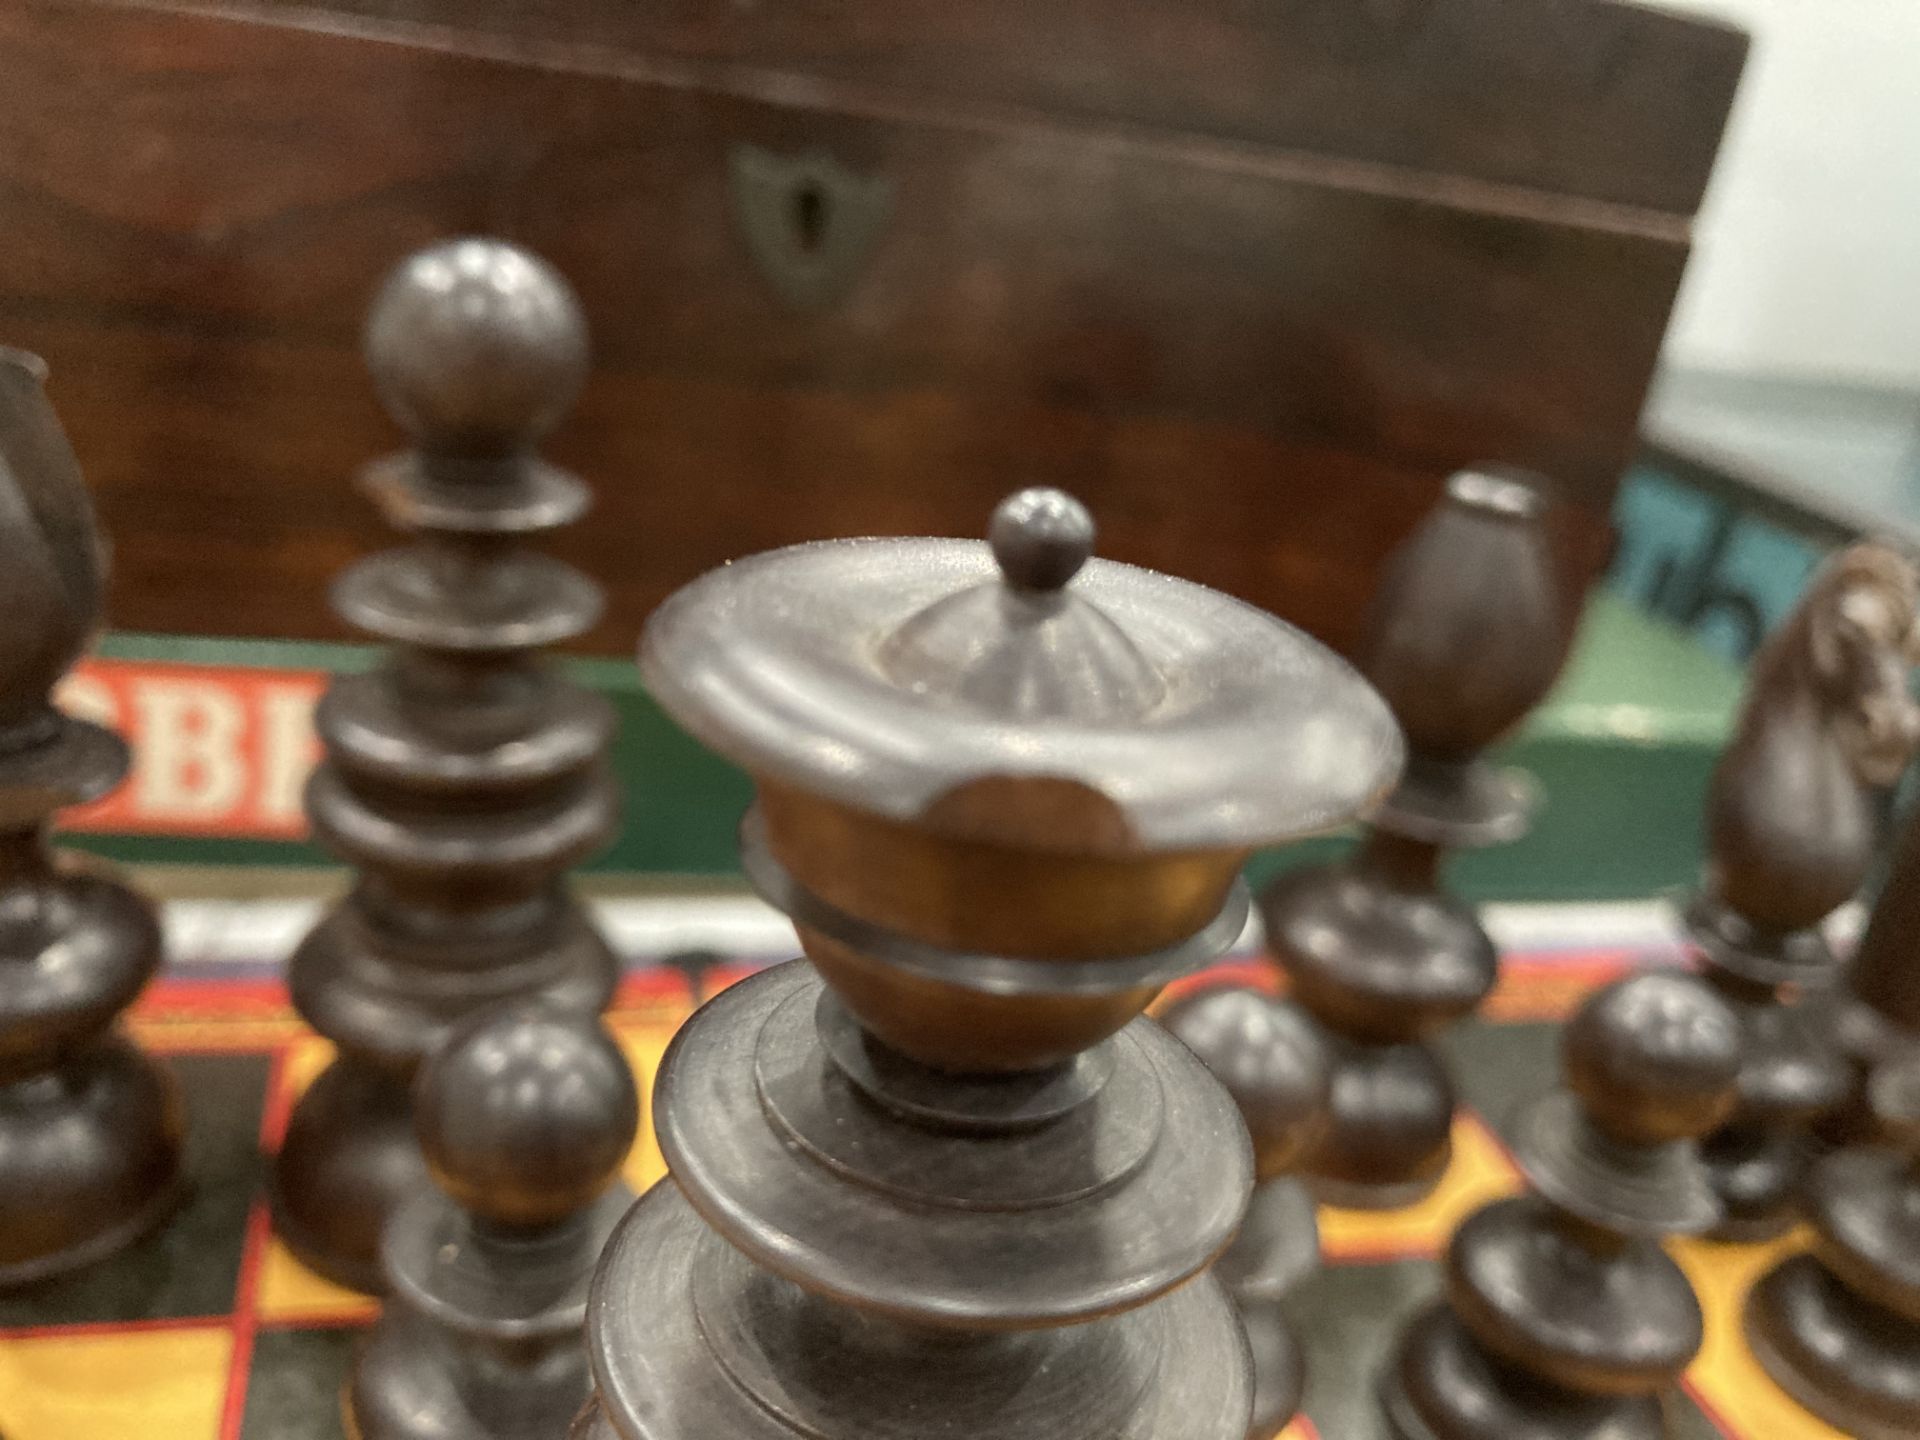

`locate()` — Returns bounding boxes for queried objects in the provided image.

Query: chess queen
[572,488,1403,1437]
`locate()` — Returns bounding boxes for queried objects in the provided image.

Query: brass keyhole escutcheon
[729,145,893,311]
[792,181,828,254]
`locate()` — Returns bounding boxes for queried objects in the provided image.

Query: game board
[0,896,1854,1440]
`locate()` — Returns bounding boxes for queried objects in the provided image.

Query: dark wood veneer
[0,0,1745,654]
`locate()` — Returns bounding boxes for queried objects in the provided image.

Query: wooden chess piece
[1685,544,1920,1239]
[0,349,186,1285]
[573,488,1403,1438]
[1262,468,1569,1209]
[1747,1051,1920,1439]
[1160,987,1330,1439]
[272,239,620,1292]
[1814,738,1920,1155]
[1380,971,1741,1440]
[348,1002,636,1440]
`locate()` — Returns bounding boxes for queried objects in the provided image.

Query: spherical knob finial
[364,238,589,459]
[989,488,1095,592]
[1563,972,1739,1148]
[416,1003,638,1229]
[1161,987,1330,1179]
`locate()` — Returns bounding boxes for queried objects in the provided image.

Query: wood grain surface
[0,0,1745,655]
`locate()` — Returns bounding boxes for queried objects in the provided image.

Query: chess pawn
[1381,971,1741,1440]
[348,1003,637,1440]
[1263,467,1568,1208]
[0,350,185,1284]
[1746,1052,1920,1438]
[1686,543,1920,1233]
[273,240,620,1291]
[1160,987,1330,1439]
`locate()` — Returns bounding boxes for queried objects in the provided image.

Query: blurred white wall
[1656,0,1920,385]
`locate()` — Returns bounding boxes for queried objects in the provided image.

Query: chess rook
[573,489,1402,1438]
[1263,468,1567,1209]
[1160,987,1330,1439]
[1747,1053,1920,1439]
[348,1003,636,1440]
[1381,971,1740,1440]
[271,240,620,1292]
[1685,544,1918,1239]
[0,350,185,1284]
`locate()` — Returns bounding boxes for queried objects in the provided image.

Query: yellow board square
[277,1034,335,1108]
[254,1034,380,1326]
[1318,1114,1523,1262]
[610,1017,674,1196]
[254,1235,380,1328]
[1674,1231,1853,1439]
[0,1324,230,1440]
[1252,1415,1320,1440]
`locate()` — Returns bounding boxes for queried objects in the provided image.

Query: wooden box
[0,0,1746,654]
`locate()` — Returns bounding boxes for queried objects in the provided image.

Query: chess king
[573,489,1403,1437]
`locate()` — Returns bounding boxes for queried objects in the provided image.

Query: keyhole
[791,181,829,254]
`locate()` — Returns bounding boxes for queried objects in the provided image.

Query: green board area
[78,593,1742,903]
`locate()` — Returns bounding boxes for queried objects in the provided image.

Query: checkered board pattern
[0,898,1858,1440]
